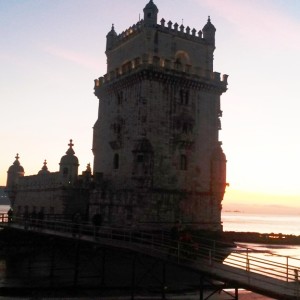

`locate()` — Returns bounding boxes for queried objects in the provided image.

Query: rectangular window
[137,154,144,163]
[114,153,119,169]
[180,155,187,170]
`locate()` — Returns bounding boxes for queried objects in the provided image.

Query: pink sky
[1,0,300,214]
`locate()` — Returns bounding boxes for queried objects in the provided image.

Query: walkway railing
[1,213,300,298]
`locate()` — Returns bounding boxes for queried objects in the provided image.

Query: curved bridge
[1,215,300,300]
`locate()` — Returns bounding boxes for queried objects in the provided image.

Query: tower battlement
[110,18,208,51]
[95,58,228,90]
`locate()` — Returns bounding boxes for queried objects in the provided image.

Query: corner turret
[38,160,50,175]
[6,153,25,207]
[106,24,117,51]
[143,0,158,27]
[6,153,24,189]
[202,16,216,46]
[59,139,79,185]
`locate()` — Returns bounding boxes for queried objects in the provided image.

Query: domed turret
[59,139,79,185]
[38,160,50,175]
[202,16,216,46]
[6,153,24,189]
[106,24,117,51]
[143,0,158,27]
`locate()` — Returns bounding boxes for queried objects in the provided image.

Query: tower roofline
[106,19,210,53]
[95,59,228,92]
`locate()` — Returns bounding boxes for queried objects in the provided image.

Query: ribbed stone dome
[59,140,79,166]
[38,160,50,175]
[144,0,158,12]
[202,16,216,32]
[8,154,24,174]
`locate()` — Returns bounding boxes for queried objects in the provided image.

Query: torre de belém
[6,0,228,232]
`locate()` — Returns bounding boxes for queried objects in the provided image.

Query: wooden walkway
[1,218,300,300]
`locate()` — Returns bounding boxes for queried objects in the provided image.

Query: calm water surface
[222,211,300,236]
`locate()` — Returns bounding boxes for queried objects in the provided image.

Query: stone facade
[6,141,91,218]
[91,0,228,231]
[6,1,228,232]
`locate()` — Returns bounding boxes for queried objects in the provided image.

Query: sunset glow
[1,0,300,214]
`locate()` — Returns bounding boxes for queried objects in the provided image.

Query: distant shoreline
[223,231,300,245]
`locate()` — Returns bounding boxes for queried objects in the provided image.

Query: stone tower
[92,0,228,231]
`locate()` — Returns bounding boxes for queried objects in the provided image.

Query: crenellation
[95,56,228,91]
[222,74,229,85]
[174,22,179,32]
[213,72,221,81]
[17,172,61,189]
[110,16,207,52]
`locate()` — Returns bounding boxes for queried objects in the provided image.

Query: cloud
[43,45,100,71]
[194,0,300,50]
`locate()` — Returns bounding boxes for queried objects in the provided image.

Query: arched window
[63,167,69,176]
[180,89,189,105]
[180,155,187,170]
[113,153,119,169]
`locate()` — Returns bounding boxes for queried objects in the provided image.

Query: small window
[182,123,188,133]
[180,89,189,105]
[180,155,187,170]
[147,13,152,18]
[117,91,123,105]
[63,167,68,175]
[137,154,144,163]
[114,153,119,169]
[114,123,121,134]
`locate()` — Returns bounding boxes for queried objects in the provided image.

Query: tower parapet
[95,61,228,90]
[106,18,212,52]
[104,1,221,84]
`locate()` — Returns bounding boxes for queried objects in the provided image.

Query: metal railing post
[246,248,250,272]
[286,256,289,282]
[213,240,216,261]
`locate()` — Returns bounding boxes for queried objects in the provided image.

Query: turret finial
[68,139,74,148]
[15,153,19,160]
[66,139,75,155]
